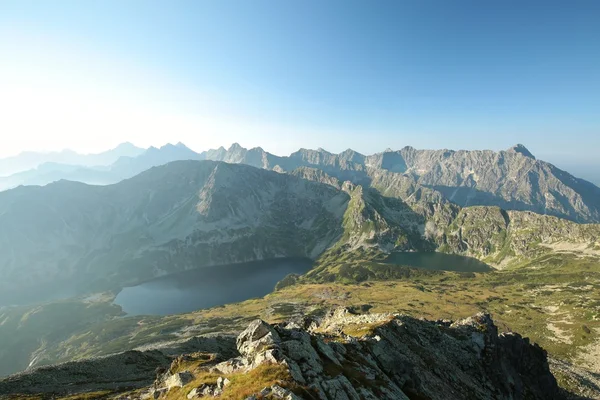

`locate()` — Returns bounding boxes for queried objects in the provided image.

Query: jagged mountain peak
[316,147,332,154]
[507,143,536,159]
[228,142,244,151]
[113,142,138,150]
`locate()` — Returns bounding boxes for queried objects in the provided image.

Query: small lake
[114,258,313,316]
[385,252,492,272]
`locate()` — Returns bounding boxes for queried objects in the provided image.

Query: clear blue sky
[0,0,599,177]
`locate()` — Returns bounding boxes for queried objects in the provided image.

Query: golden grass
[58,391,113,400]
[164,363,292,400]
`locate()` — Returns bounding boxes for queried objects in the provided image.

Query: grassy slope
[7,252,595,379]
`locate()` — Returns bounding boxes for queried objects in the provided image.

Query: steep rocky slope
[204,144,600,223]
[0,161,350,304]
[430,206,600,266]
[0,309,568,399]
[0,160,429,306]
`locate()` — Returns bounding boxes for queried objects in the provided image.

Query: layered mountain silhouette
[2,142,599,223]
[0,143,200,191]
[0,142,144,178]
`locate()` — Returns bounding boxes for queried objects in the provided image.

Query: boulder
[236,319,281,358]
[165,371,194,390]
[216,376,230,389]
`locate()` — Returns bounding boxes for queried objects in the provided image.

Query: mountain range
[0,146,599,398]
[0,142,145,178]
[1,142,599,224]
[0,161,349,305]
[1,157,599,306]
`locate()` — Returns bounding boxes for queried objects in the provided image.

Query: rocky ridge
[0,161,351,303]
[430,206,600,266]
[3,142,599,223]
[203,143,600,223]
[0,308,572,399]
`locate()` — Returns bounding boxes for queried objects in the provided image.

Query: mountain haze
[0,143,199,191]
[0,143,144,178]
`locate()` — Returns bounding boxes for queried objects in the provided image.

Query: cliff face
[205,144,600,223]
[430,206,600,265]
[0,309,566,399]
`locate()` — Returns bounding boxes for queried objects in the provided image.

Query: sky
[1,0,599,174]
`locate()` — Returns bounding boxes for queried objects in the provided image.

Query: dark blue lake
[386,252,492,272]
[114,258,312,316]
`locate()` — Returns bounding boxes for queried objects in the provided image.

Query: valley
[0,148,599,398]
[4,2,600,397]
[1,250,599,397]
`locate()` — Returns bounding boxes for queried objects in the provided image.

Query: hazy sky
[1,0,599,168]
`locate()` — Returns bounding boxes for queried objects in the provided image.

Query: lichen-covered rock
[213,319,284,374]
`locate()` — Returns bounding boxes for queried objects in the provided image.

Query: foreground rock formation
[205,310,561,400]
[0,308,572,399]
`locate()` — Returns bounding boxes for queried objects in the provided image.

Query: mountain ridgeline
[0,161,349,304]
[1,158,599,306]
[202,143,600,223]
[3,142,599,224]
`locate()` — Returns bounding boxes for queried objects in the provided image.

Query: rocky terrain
[0,146,599,397]
[201,143,600,223]
[0,308,576,399]
[430,206,600,267]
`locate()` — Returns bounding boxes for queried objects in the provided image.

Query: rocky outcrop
[211,309,562,400]
[0,309,573,399]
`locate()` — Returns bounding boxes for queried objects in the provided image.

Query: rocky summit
[202,143,600,223]
[0,308,568,399]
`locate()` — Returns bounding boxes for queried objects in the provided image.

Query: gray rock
[187,387,200,399]
[237,319,282,358]
[226,310,562,400]
[216,376,230,389]
[165,371,194,389]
